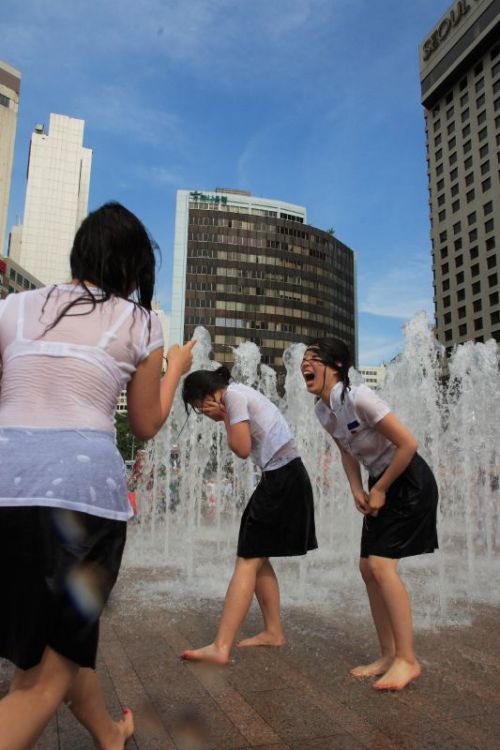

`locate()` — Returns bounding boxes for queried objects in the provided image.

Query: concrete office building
[0,60,21,256]
[16,114,92,285]
[420,0,500,350]
[0,256,42,299]
[358,365,386,390]
[171,188,356,372]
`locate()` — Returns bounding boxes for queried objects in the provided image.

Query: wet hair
[182,366,232,412]
[305,337,352,402]
[42,201,157,333]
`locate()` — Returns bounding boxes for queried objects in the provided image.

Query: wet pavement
[1,567,500,750]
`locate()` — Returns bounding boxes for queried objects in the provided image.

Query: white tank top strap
[0,291,15,325]
[16,292,26,341]
[97,301,135,350]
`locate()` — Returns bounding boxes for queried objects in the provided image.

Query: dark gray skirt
[0,506,126,670]
[361,453,439,559]
[237,457,318,559]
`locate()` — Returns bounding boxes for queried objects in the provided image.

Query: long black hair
[42,201,157,332]
[182,366,232,412]
[305,337,352,402]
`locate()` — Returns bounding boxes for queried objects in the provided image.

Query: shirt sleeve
[137,311,164,362]
[224,388,250,426]
[354,385,391,427]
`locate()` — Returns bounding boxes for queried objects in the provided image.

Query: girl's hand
[201,397,226,422]
[353,489,370,515]
[167,340,196,375]
[367,487,386,517]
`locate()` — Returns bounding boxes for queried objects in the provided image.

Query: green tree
[115,412,144,461]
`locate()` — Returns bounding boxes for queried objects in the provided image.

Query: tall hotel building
[13,114,92,285]
[0,60,21,255]
[420,0,500,350]
[170,188,356,370]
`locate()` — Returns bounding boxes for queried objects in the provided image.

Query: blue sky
[3,0,452,364]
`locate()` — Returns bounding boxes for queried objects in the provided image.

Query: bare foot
[101,708,134,750]
[237,631,286,648]
[181,643,230,665]
[372,658,422,690]
[350,656,394,678]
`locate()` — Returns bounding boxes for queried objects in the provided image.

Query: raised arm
[127,340,195,441]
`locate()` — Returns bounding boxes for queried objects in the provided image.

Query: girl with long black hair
[0,202,194,749]
[301,337,438,691]
[181,365,317,664]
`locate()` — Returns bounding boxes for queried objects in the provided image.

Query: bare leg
[237,559,285,648]
[182,557,266,664]
[64,668,134,750]
[367,556,421,690]
[0,647,78,750]
[350,558,395,677]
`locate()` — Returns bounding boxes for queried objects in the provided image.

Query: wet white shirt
[224,383,298,470]
[315,382,395,477]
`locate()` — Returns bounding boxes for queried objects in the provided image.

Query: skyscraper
[171,188,357,372]
[16,114,92,285]
[0,60,21,255]
[420,0,500,350]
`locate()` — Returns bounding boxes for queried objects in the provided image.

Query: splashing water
[125,314,500,627]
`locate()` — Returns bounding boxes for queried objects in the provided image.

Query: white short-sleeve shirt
[223,383,297,470]
[315,382,395,477]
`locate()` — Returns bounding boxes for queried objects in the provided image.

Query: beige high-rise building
[0,60,21,256]
[17,114,92,285]
[420,0,500,351]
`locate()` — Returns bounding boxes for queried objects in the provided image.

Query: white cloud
[358,254,433,320]
[358,332,403,366]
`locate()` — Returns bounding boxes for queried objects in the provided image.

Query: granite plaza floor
[1,567,499,750]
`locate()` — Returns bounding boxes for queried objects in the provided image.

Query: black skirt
[237,457,318,559]
[360,453,439,559]
[0,506,126,671]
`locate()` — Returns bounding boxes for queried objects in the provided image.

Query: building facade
[16,114,92,285]
[0,256,42,299]
[0,60,21,256]
[358,365,386,390]
[420,0,500,350]
[171,188,356,371]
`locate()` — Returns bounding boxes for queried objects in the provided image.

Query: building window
[442,262,449,275]
[438,193,445,206]
[489,273,498,287]
[480,160,490,175]
[474,61,483,76]
[446,106,454,119]
[452,200,460,213]
[451,183,459,196]
[491,311,500,325]
[458,306,466,319]
[491,43,500,60]
[435,148,443,161]
[466,189,475,202]
[473,299,482,313]
[487,255,497,269]
[444,312,452,325]
[484,201,493,216]
[482,177,491,192]
[443,295,451,307]
[454,238,462,250]
[465,171,474,186]
[469,228,478,241]
[477,109,486,125]
[462,123,471,138]
[445,329,453,341]
[438,209,446,222]
[460,92,469,107]
[476,93,486,109]
[479,144,489,158]
[474,318,483,331]
[453,222,461,235]
[440,246,448,259]
[443,279,450,291]
[456,271,465,284]
[470,246,479,259]
[464,156,473,170]
[448,136,456,150]
[458,323,467,336]
[485,218,495,233]
[449,151,457,165]
[463,139,472,154]
[471,264,480,277]
[478,127,487,142]
[486,236,496,251]
[461,108,469,122]
[439,230,447,241]
[457,288,465,301]
[456,254,463,267]
[0,93,10,108]
[450,167,458,180]
[434,133,442,147]
[467,211,476,225]
[436,163,444,176]
[490,291,499,305]
[447,121,455,135]
[472,281,481,294]
[433,119,441,132]
[475,77,484,93]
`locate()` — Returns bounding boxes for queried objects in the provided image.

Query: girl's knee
[365,556,398,585]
